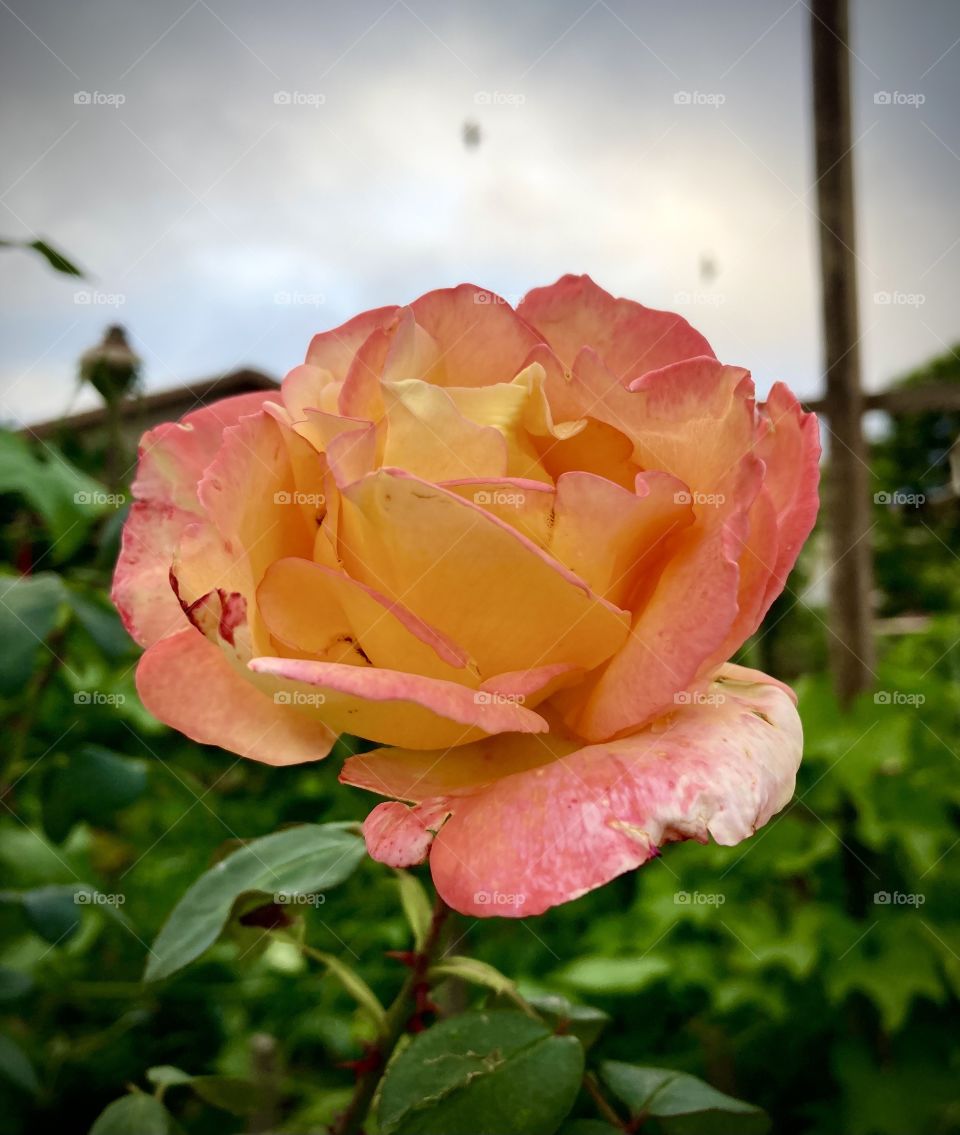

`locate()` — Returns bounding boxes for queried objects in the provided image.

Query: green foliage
[0,427,957,1135]
[0,238,84,278]
[145,823,365,981]
[870,344,960,615]
[378,1010,584,1135]
[599,1062,769,1133]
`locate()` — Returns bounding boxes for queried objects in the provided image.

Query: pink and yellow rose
[114,275,819,916]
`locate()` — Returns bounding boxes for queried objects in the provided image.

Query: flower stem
[331,892,450,1135]
[583,1069,632,1130]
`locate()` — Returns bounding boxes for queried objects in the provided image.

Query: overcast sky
[1,0,957,425]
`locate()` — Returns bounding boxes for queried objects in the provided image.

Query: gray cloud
[1,0,957,424]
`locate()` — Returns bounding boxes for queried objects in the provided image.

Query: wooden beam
[806,381,960,417]
[811,0,876,704]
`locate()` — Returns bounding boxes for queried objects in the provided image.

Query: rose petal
[426,668,802,916]
[362,800,452,868]
[409,284,543,387]
[248,655,549,749]
[136,628,334,765]
[112,392,275,647]
[519,274,714,380]
[338,469,631,681]
[257,556,472,679]
[112,503,193,647]
[341,731,575,801]
[754,382,821,606]
[381,379,509,481]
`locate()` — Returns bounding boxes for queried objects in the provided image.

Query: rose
[113,275,819,917]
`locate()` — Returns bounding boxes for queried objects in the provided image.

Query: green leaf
[395,870,432,949]
[379,1010,584,1135]
[525,994,610,1050]
[20,884,82,944]
[0,1033,40,1096]
[25,239,84,277]
[0,966,32,1002]
[0,238,84,277]
[0,431,110,560]
[145,1065,265,1117]
[303,948,387,1032]
[145,1066,193,1088]
[429,955,530,1012]
[556,955,671,995]
[599,1062,770,1135]
[43,745,148,843]
[145,823,365,982]
[0,572,66,696]
[89,1094,181,1134]
[65,589,134,658]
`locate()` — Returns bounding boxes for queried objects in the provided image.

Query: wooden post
[811,0,876,704]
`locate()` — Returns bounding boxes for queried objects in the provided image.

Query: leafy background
[0,341,958,1133]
